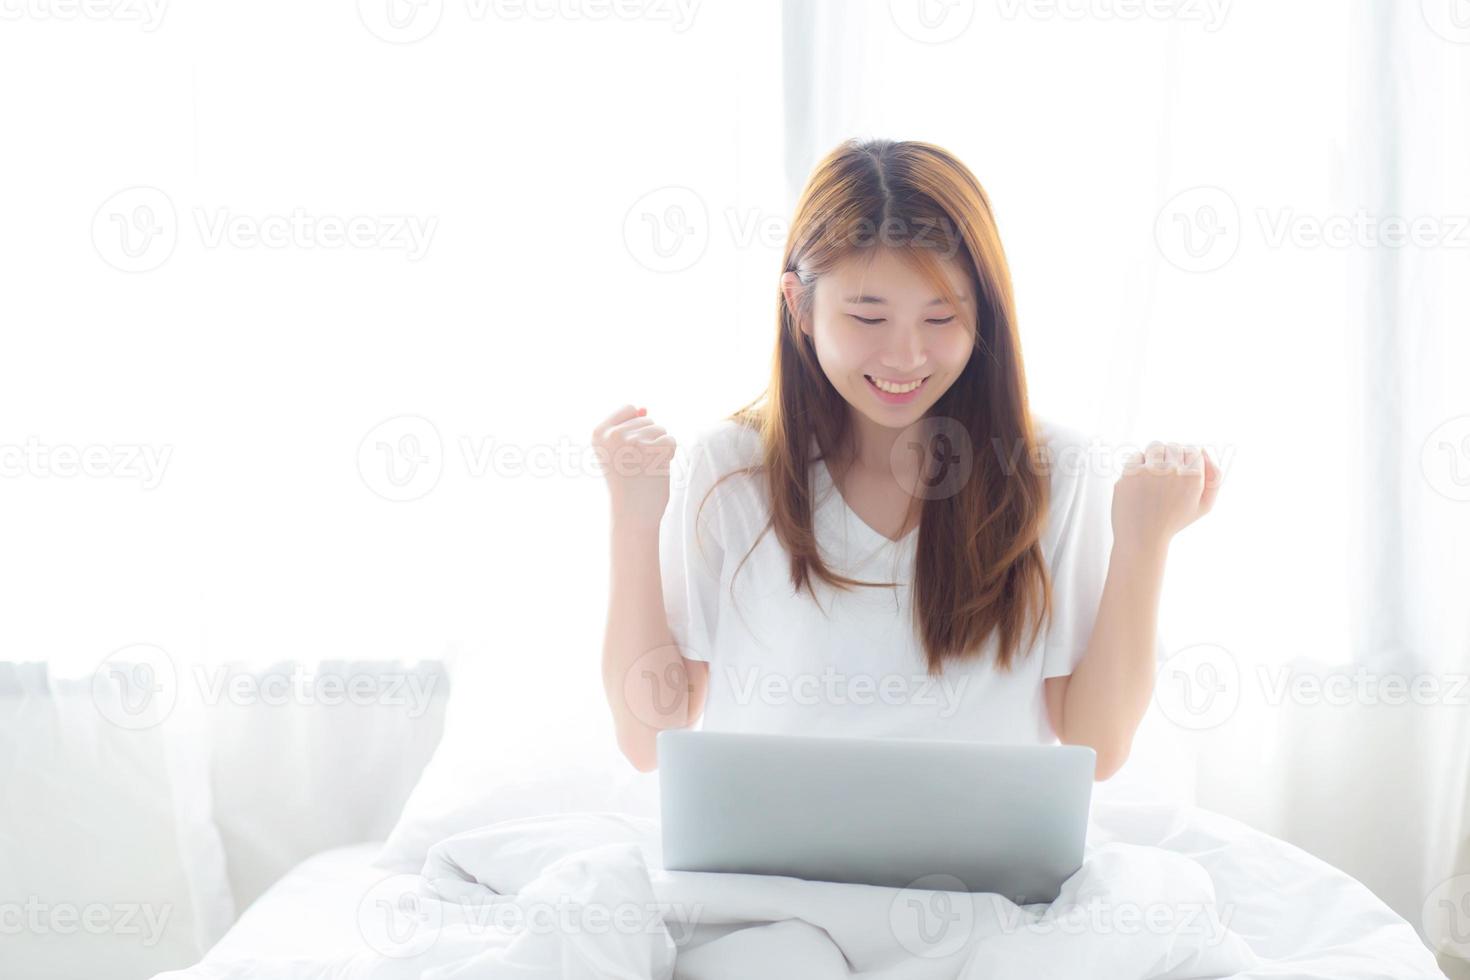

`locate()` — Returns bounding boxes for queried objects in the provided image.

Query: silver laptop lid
[658,729,1094,903]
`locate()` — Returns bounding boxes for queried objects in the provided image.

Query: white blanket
[158,802,1446,979]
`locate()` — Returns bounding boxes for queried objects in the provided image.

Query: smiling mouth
[864,374,929,395]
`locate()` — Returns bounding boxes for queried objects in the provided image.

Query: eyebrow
[842,294,968,306]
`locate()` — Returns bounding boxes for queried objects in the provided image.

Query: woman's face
[785,247,976,432]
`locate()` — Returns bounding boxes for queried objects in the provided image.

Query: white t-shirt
[659,416,1153,746]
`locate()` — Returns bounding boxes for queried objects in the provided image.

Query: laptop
[657,729,1094,904]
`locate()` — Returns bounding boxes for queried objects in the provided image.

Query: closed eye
[847,315,956,325]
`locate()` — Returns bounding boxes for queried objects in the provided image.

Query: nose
[879,322,926,374]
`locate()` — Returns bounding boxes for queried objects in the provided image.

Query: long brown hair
[718,138,1053,677]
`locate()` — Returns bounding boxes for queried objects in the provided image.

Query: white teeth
[869,376,924,394]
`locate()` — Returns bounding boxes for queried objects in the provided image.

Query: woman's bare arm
[594,404,709,772]
[1046,441,1222,780]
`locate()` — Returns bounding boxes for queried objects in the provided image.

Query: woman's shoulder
[1032,416,1099,471]
[682,415,766,475]
[1030,415,1110,519]
[671,415,768,537]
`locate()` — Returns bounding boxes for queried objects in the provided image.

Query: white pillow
[0,659,233,980]
[205,659,449,908]
[375,649,659,873]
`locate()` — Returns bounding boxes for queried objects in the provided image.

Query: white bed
[165,799,1448,980]
[199,843,389,966]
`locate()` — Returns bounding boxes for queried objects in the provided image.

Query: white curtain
[2,4,788,977]
[1343,0,1470,958]
[0,0,785,681]
[784,0,1470,964]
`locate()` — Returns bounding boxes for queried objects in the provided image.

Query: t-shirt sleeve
[658,431,727,663]
[1040,439,1115,679]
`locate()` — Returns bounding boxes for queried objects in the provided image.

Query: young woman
[595,138,1219,780]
